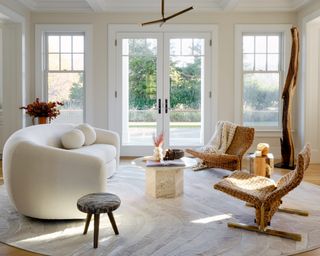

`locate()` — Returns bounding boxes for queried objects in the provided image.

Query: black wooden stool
[77,193,121,248]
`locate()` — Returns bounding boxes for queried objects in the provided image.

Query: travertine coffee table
[133,157,197,198]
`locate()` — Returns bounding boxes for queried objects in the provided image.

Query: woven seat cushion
[214,171,277,206]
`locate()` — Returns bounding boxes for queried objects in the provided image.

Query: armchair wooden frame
[214,144,311,241]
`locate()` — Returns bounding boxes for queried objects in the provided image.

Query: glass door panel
[121,38,159,145]
[116,32,211,155]
[168,38,205,146]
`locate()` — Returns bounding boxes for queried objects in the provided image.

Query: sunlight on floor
[15,226,84,244]
[191,214,232,224]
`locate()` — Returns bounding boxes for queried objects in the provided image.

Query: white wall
[30,11,296,157]
[0,1,30,153]
[296,0,320,162]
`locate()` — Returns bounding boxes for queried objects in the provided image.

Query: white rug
[1,166,320,256]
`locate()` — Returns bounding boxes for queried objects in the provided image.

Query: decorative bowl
[172,149,184,159]
[164,149,184,160]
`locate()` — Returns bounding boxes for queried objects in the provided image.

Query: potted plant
[20,98,64,125]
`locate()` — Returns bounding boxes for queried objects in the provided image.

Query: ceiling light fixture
[141,0,193,26]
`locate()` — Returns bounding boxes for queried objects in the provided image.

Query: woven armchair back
[225,126,255,157]
[266,144,311,204]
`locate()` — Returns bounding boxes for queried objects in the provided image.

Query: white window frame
[108,24,218,156]
[35,24,93,123]
[234,24,291,135]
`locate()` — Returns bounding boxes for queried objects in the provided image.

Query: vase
[38,117,49,125]
[152,146,164,162]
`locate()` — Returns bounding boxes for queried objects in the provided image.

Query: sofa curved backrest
[8,123,75,147]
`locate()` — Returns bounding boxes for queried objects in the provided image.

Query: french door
[113,31,212,156]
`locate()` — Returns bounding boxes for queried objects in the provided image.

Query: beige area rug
[0,166,320,256]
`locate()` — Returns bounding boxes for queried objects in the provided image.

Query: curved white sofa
[3,124,120,219]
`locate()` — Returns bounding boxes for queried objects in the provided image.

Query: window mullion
[59,36,61,71]
[253,36,256,71]
[266,36,268,71]
[71,36,74,71]
[44,33,49,101]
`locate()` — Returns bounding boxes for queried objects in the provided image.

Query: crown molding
[15,0,312,13]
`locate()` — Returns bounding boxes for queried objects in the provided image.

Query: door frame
[108,24,218,156]
[0,4,27,153]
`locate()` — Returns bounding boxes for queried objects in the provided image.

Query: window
[242,34,281,127]
[36,25,92,125]
[235,25,290,130]
[45,33,85,124]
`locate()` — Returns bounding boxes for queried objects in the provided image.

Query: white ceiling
[17,0,311,13]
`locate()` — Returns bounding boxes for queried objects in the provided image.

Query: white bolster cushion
[76,123,97,146]
[61,129,85,149]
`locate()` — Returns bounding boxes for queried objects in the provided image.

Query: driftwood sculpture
[275,27,299,170]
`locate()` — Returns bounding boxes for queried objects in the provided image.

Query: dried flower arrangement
[153,132,164,147]
[152,132,164,161]
[20,98,64,124]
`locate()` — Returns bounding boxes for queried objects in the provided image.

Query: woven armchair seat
[214,171,276,207]
[213,145,311,241]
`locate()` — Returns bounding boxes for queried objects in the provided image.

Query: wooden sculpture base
[274,162,295,170]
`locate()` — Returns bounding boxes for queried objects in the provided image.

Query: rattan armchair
[186,126,255,170]
[214,144,311,241]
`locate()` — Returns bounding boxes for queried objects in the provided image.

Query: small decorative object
[164,149,184,160]
[249,143,273,178]
[20,98,64,125]
[152,132,164,161]
[257,143,270,156]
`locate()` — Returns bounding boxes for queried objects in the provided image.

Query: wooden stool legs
[108,212,119,235]
[83,213,92,235]
[83,212,119,248]
[94,214,100,248]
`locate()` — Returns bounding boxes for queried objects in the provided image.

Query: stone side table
[133,157,197,198]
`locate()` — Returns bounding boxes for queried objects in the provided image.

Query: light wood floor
[0,159,319,256]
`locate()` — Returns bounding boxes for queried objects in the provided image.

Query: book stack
[146,159,185,167]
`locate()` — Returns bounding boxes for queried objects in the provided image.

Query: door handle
[158,99,161,114]
[165,99,168,114]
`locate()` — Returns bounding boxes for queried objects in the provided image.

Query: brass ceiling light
[141,0,193,26]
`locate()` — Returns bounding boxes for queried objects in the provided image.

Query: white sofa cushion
[76,123,96,146]
[71,144,116,163]
[61,129,85,149]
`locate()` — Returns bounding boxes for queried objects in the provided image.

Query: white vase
[152,146,163,161]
